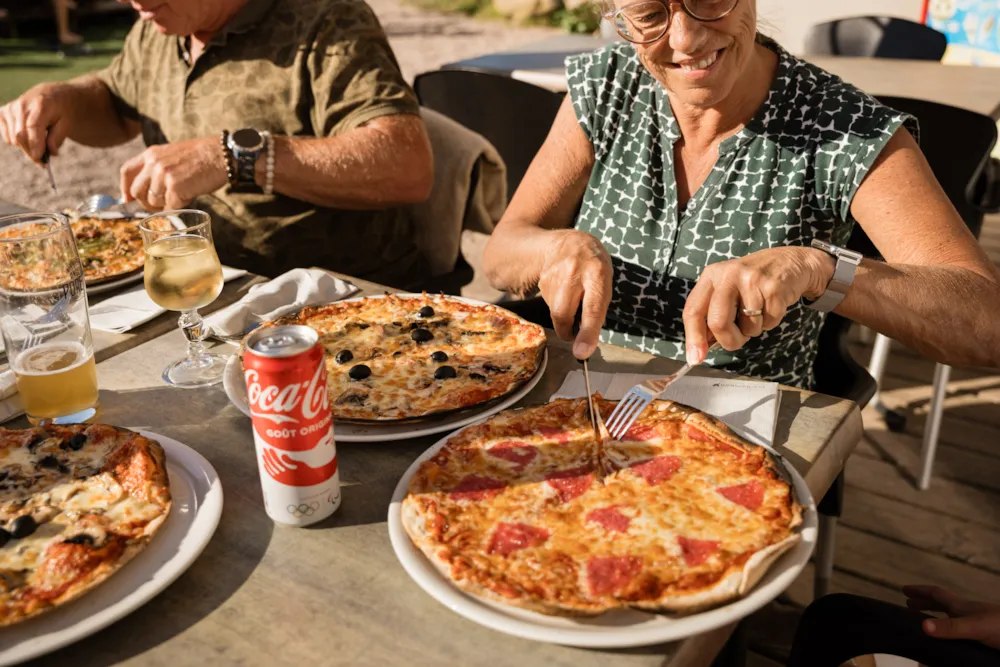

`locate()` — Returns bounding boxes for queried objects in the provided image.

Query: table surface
[447,34,1000,119]
[6,273,861,667]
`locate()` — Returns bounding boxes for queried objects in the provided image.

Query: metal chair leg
[919,363,951,491]
[866,333,892,406]
[815,514,836,600]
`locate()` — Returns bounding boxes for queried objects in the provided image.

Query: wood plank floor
[744,215,1000,664]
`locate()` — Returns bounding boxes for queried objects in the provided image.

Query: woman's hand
[904,585,1000,650]
[537,230,613,359]
[682,246,834,364]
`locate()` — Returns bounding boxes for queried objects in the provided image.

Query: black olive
[483,363,508,374]
[63,433,87,451]
[63,534,95,546]
[411,328,433,343]
[392,350,403,357]
[38,455,60,469]
[0,471,7,482]
[430,351,448,363]
[470,373,486,381]
[418,306,434,318]
[335,350,353,364]
[348,364,371,381]
[434,366,457,380]
[26,436,45,453]
[0,529,9,548]
[10,515,36,539]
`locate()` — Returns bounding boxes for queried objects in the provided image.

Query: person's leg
[787,593,1000,667]
[51,0,82,46]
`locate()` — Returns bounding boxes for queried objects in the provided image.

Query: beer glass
[140,210,226,388]
[0,213,100,425]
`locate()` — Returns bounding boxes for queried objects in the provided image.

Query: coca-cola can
[243,325,341,526]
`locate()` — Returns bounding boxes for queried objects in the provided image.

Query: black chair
[804,16,948,61]
[413,69,565,203]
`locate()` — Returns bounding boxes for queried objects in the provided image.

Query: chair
[865,96,999,491]
[413,69,565,203]
[804,16,947,61]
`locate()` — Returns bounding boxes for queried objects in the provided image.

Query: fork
[77,194,145,216]
[605,341,722,440]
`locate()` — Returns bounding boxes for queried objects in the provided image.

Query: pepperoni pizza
[401,397,802,615]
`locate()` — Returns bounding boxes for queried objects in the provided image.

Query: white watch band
[805,239,862,313]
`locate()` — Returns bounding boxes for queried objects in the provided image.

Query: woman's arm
[841,128,1000,368]
[482,97,611,357]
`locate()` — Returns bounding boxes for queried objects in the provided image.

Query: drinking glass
[0,213,100,425]
[139,210,226,388]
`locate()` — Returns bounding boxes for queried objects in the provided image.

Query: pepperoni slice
[449,475,507,501]
[587,556,643,595]
[545,466,594,502]
[586,506,631,533]
[677,536,720,566]
[629,455,682,485]
[487,442,538,471]
[487,522,550,556]
[684,424,715,443]
[622,422,659,442]
[717,480,765,511]
[537,425,571,444]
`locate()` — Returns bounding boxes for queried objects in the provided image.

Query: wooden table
[446,34,1000,119]
[7,274,861,667]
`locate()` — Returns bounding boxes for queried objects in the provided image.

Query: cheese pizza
[0,424,172,625]
[247,294,547,421]
[401,397,802,616]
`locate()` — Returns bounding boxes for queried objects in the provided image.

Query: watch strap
[805,239,862,313]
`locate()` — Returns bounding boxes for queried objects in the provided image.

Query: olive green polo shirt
[97,0,427,287]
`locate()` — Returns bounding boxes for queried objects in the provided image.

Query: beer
[144,234,224,312]
[243,325,341,526]
[14,341,99,425]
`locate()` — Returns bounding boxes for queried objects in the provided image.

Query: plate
[386,429,817,648]
[0,430,224,665]
[224,348,547,443]
[86,269,144,296]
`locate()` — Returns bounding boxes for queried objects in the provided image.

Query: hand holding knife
[41,146,57,193]
[574,314,600,439]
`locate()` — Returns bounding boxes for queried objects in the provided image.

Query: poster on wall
[923,0,1000,65]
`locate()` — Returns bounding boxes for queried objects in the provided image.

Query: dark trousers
[787,594,1000,667]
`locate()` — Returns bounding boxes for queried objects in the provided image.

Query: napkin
[89,267,247,334]
[0,369,23,424]
[204,268,359,338]
[553,371,781,447]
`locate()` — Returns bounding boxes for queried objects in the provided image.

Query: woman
[482,0,1000,387]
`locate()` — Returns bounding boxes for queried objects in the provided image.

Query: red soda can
[243,325,341,526]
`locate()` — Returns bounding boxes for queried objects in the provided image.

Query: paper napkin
[204,268,359,339]
[89,267,247,334]
[553,371,781,447]
[0,369,23,424]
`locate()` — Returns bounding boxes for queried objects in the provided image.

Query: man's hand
[537,230,613,359]
[904,584,1000,650]
[120,137,229,211]
[0,83,74,165]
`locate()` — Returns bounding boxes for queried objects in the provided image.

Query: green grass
[0,18,131,103]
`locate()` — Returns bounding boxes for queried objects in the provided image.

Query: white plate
[224,348,547,443]
[387,430,817,648]
[222,293,549,443]
[86,270,144,296]
[0,430,224,665]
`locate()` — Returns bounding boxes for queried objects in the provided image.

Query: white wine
[144,235,224,311]
[14,341,99,425]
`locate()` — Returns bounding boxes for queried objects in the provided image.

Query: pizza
[0,424,172,625]
[401,396,802,616]
[0,215,169,290]
[247,294,547,421]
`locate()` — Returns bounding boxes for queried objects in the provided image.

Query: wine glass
[139,210,226,388]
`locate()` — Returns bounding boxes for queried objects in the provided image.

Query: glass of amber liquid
[140,210,225,388]
[0,213,100,425]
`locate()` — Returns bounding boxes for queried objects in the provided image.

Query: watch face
[231,128,264,151]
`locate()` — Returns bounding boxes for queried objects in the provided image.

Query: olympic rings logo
[287,502,320,517]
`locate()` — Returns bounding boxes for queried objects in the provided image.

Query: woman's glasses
[603,0,740,44]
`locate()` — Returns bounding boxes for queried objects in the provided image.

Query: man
[0,0,435,288]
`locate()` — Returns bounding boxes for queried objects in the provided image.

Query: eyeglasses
[602,0,740,44]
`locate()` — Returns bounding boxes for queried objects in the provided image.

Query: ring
[741,308,764,317]
[148,190,163,198]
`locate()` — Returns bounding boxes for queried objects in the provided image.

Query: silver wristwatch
[804,239,863,312]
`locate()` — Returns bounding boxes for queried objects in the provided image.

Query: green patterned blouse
[566,41,917,389]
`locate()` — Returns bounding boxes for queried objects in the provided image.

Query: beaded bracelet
[261,130,275,196]
[219,130,236,186]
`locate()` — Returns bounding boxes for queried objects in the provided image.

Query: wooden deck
[744,213,1000,665]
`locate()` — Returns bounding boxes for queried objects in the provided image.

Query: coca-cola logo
[246,361,332,451]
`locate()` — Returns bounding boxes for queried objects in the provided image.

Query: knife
[582,357,600,439]
[41,146,57,193]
